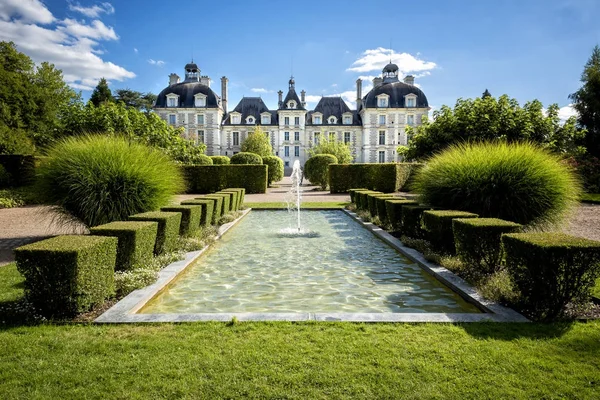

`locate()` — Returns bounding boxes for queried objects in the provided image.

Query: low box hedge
[357,191,382,211]
[329,163,421,193]
[128,211,182,255]
[160,205,202,236]
[502,232,600,320]
[205,194,229,216]
[180,199,214,227]
[194,196,222,224]
[401,204,439,239]
[351,189,373,208]
[90,221,158,271]
[222,188,245,209]
[453,218,522,277]
[217,191,237,212]
[182,165,267,194]
[0,154,36,187]
[349,188,369,203]
[385,199,419,230]
[14,235,118,317]
[367,193,397,219]
[422,210,479,254]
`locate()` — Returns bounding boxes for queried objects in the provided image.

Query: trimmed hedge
[197,196,223,221]
[502,232,600,320]
[349,188,368,203]
[305,154,338,190]
[221,188,243,210]
[401,204,438,239]
[159,205,202,236]
[191,154,213,165]
[14,235,117,317]
[218,190,239,211]
[128,211,182,255]
[351,189,372,208]
[210,156,230,165]
[230,152,263,165]
[368,193,397,218]
[263,155,284,186]
[385,199,419,230]
[182,165,267,194]
[180,199,214,227]
[0,154,35,187]
[224,188,245,207]
[90,221,158,271]
[453,218,522,277]
[329,163,421,193]
[208,193,230,215]
[357,191,382,211]
[422,210,479,254]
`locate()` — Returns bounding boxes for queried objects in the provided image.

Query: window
[406,98,415,107]
[284,146,290,157]
[233,132,239,146]
[232,115,240,124]
[329,132,336,141]
[246,116,254,124]
[343,116,352,124]
[197,130,205,144]
[378,151,386,163]
[168,98,177,107]
[169,114,176,125]
[261,115,270,124]
[294,132,300,141]
[314,116,321,124]
[293,116,299,126]
[197,114,204,125]
[284,132,290,141]
[407,115,414,125]
[284,117,290,125]
[195,97,206,107]
[344,132,351,144]
[314,132,320,145]
[288,101,296,109]
[378,97,388,107]
[294,146,299,157]
[379,131,386,145]
[285,161,289,167]
[328,116,337,124]
[379,115,386,125]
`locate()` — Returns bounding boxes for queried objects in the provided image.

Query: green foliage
[401,205,437,239]
[89,78,114,107]
[208,193,231,214]
[14,235,117,317]
[180,199,214,226]
[90,221,158,272]
[404,94,585,161]
[581,193,600,204]
[414,142,582,226]
[182,165,267,194]
[367,193,395,218]
[218,190,239,211]
[221,188,244,210]
[565,155,600,193]
[190,197,221,224]
[159,205,202,237]
[502,232,600,321]
[35,135,183,227]
[240,126,272,158]
[328,163,418,193]
[356,191,381,211]
[0,124,35,155]
[304,154,337,190]
[129,212,182,255]
[0,154,35,187]
[114,89,156,113]
[263,155,284,186]
[453,218,522,277]
[189,154,213,165]
[0,165,8,188]
[308,134,353,164]
[230,152,263,165]
[422,210,479,254]
[210,156,230,165]
[348,188,368,203]
[385,199,419,230]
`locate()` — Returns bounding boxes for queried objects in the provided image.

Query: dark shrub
[180,199,214,226]
[182,165,267,194]
[453,218,522,278]
[329,163,420,193]
[190,154,213,165]
[218,190,238,211]
[90,221,158,271]
[305,154,338,190]
[414,142,581,226]
[401,204,437,239]
[128,211,182,255]
[0,154,35,187]
[349,188,368,203]
[357,191,381,211]
[0,125,35,156]
[502,232,600,320]
[230,152,263,165]
[159,205,202,236]
[210,156,230,165]
[385,199,418,230]
[15,235,117,317]
[35,136,183,227]
[422,210,479,254]
[367,193,396,218]
[0,165,9,188]
[263,155,284,186]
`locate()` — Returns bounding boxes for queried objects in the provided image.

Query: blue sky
[1,0,599,118]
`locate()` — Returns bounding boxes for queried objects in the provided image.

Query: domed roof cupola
[382,62,399,83]
[184,61,200,82]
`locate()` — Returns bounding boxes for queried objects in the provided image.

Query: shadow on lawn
[459,321,576,341]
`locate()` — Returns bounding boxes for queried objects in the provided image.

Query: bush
[502,232,600,320]
[209,156,230,165]
[217,190,238,211]
[414,142,581,226]
[349,188,368,203]
[422,210,479,254]
[240,126,272,158]
[401,205,437,239]
[305,154,338,190]
[0,124,35,156]
[453,218,522,278]
[221,188,244,210]
[356,191,381,211]
[129,211,182,255]
[180,199,214,226]
[182,165,267,194]
[329,163,420,193]
[230,152,263,165]
[0,154,36,187]
[190,154,213,165]
[367,193,396,218]
[385,199,419,230]
[159,205,202,236]
[14,235,117,317]
[263,155,284,186]
[35,136,183,227]
[207,193,230,215]
[0,165,9,188]
[90,221,158,271]
[565,155,600,193]
[193,197,222,224]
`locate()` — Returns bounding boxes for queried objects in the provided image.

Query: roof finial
[389,39,393,63]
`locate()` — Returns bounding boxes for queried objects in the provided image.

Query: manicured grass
[0,262,23,303]
[245,202,350,209]
[593,278,600,298]
[581,193,600,204]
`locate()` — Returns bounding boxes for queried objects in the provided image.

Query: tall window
[378,151,385,163]
[168,98,177,107]
[294,146,299,157]
[284,132,290,141]
[406,98,415,107]
[378,97,388,107]
[314,132,320,145]
[344,132,351,144]
[314,116,321,124]
[379,131,386,145]
[284,146,290,157]
[379,115,386,125]
[233,132,239,146]
[407,115,414,125]
[169,114,176,125]
[294,132,300,141]
[284,117,290,125]
[197,114,204,125]
[294,116,300,125]
[197,130,205,144]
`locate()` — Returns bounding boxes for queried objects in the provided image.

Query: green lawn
[581,193,600,204]
[245,201,350,209]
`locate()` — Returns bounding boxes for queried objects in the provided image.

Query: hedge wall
[221,188,243,210]
[422,210,479,254]
[180,199,214,227]
[217,191,237,212]
[194,196,222,224]
[128,211,182,255]
[0,154,36,187]
[329,163,421,193]
[160,205,202,236]
[182,165,267,194]
[385,199,418,230]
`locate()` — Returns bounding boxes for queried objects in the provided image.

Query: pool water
[140,210,479,314]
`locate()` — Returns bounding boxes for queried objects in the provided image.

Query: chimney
[372,77,383,88]
[221,76,228,114]
[300,90,306,107]
[169,73,180,86]
[278,90,283,107]
[356,78,362,109]
[403,75,415,85]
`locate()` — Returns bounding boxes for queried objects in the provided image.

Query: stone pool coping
[96,208,529,323]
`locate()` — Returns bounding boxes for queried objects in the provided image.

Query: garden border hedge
[422,210,479,254]
[180,199,214,226]
[160,205,202,236]
[182,165,267,194]
[385,199,419,230]
[329,163,421,193]
[128,211,182,254]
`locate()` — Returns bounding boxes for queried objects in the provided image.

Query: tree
[89,78,114,107]
[570,45,600,158]
[115,89,157,112]
[482,89,492,98]
[240,126,272,157]
[308,131,353,163]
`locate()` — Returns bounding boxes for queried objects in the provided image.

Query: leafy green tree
[115,89,157,112]
[241,126,272,157]
[308,131,353,163]
[89,78,114,107]
[570,45,600,158]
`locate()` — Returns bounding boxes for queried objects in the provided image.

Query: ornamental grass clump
[414,142,581,226]
[35,135,184,227]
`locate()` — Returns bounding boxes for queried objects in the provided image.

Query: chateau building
[154,61,429,168]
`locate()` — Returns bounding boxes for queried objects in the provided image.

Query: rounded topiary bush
[304,154,338,190]
[263,155,284,186]
[230,152,263,165]
[190,154,213,165]
[36,135,184,227]
[414,142,581,226]
[210,155,230,165]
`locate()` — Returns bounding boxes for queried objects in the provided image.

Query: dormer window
[231,115,241,124]
[343,115,352,124]
[405,94,417,108]
[328,116,337,124]
[194,93,207,107]
[406,98,415,107]
[313,115,322,124]
[261,114,271,124]
[246,116,255,124]
[166,94,179,108]
[377,94,389,108]
[288,101,296,109]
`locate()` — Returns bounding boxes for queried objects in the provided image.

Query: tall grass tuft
[414,141,581,226]
[36,135,184,227]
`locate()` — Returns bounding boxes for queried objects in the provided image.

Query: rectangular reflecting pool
[140,210,479,314]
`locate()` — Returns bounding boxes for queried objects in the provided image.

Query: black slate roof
[222,97,278,125]
[155,81,220,108]
[280,88,305,110]
[360,81,428,110]
[306,97,361,126]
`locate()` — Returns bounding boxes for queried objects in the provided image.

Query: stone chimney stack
[372,77,383,88]
[169,73,180,86]
[403,75,415,85]
[221,76,228,114]
[278,90,283,107]
[356,78,362,109]
[300,90,306,107]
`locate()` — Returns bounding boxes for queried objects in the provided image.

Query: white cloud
[304,95,322,104]
[0,0,54,24]
[147,59,165,67]
[331,83,337,87]
[251,88,273,93]
[59,18,118,40]
[134,47,138,54]
[68,2,115,18]
[558,104,578,121]
[348,47,436,76]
